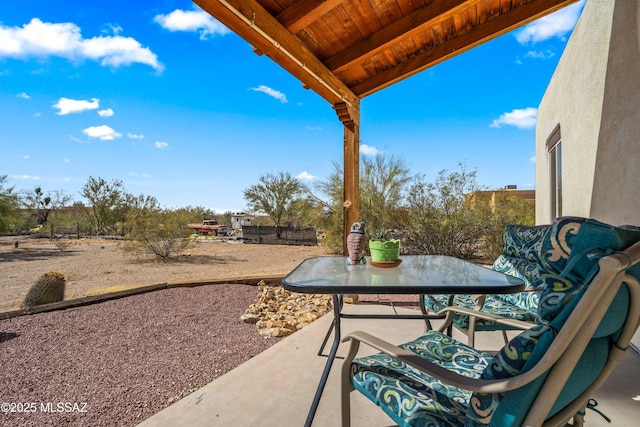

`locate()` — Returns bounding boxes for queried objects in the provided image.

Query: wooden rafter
[194,0,358,106]
[350,0,579,97]
[324,0,473,74]
[277,0,344,34]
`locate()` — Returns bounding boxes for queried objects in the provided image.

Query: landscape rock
[242,280,333,337]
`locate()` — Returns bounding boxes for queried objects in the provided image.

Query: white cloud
[515,1,584,44]
[155,141,169,149]
[524,49,555,60]
[98,108,114,117]
[296,171,315,181]
[360,144,381,156]
[306,126,322,131]
[17,92,30,99]
[23,155,30,160]
[530,156,536,163]
[490,108,538,130]
[128,132,144,139]
[251,85,288,103]
[33,112,41,117]
[82,125,122,140]
[154,9,229,40]
[106,23,123,36]
[12,174,40,180]
[53,97,99,115]
[0,18,163,71]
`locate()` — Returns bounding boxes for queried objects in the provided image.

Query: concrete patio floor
[138,303,640,427]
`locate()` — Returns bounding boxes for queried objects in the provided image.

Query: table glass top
[282,255,524,294]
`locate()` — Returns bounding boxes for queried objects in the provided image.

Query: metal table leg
[304,294,342,427]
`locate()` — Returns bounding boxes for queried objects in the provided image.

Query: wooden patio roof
[195,0,577,105]
[194,0,579,249]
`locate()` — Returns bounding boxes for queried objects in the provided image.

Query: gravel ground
[0,284,280,427]
[0,238,421,426]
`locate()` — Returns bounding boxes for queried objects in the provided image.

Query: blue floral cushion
[424,294,537,330]
[423,224,548,331]
[349,330,493,427]
[467,217,640,424]
[491,224,549,311]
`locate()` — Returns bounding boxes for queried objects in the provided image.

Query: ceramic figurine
[346,221,366,265]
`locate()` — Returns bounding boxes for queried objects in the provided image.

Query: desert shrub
[397,164,492,258]
[23,272,66,308]
[50,236,73,252]
[120,209,192,262]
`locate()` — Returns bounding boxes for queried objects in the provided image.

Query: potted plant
[368,229,400,264]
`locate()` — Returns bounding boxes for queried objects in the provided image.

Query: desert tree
[80,176,125,234]
[0,175,21,232]
[315,154,412,251]
[22,186,73,225]
[360,154,412,234]
[243,171,307,237]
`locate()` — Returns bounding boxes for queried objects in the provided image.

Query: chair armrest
[342,330,542,394]
[436,306,537,330]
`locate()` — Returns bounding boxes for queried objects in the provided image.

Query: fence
[241,225,317,246]
[42,224,124,239]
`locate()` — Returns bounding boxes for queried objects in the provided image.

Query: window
[547,125,562,220]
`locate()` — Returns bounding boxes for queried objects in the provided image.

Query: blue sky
[0,0,585,213]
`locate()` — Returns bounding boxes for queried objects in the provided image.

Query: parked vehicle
[187,220,230,236]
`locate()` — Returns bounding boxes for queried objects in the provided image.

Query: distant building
[231,214,255,229]
[469,186,535,212]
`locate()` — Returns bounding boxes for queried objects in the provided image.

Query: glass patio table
[282,255,525,427]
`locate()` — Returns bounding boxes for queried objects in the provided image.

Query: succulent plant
[369,229,391,242]
[22,272,66,308]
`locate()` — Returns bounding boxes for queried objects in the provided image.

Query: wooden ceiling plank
[341,0,383,38]
[351,0,579,96]
[277,0,344,33]
[324,0,475,73]
[194,0,357,105]
[369,0,405,28]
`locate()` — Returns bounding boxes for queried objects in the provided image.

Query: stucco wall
[536,1,640,348]
[589,0,640,225]
[535,0,612,224]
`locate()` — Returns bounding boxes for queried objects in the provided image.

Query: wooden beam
[351,0,579,97]
[340,98,361,254]
[277,0,343,34]
[194,0,358,106]
[324,0,474,73]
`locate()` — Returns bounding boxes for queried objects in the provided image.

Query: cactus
[22,272,66,308]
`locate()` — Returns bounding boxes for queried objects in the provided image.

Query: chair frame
[341,241,640,426]
[421,288,543,347]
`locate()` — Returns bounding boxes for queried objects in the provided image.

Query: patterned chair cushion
[491,223,549,311]
[423,224,548,332]
[354,218,640,426]
[350,330,493,427]
[424,294,538,330]
[467,217,640,425]
[537,217,640,323]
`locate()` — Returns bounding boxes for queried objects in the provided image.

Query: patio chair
[421,223,550,347]
[341,217,640,426]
